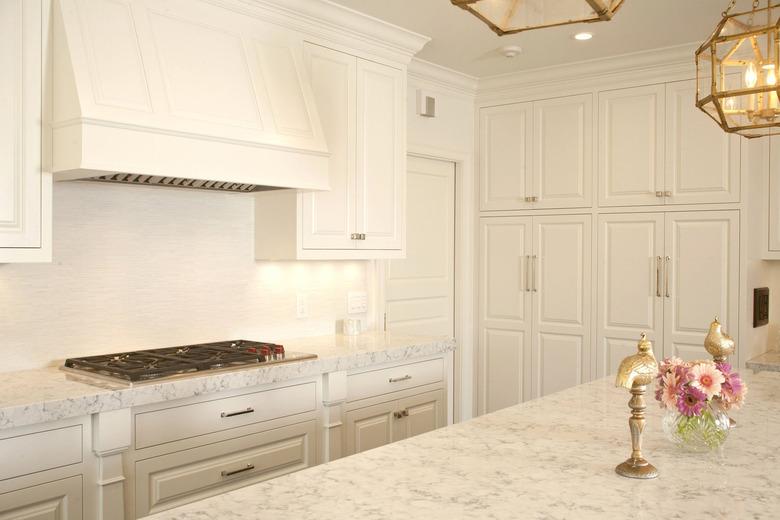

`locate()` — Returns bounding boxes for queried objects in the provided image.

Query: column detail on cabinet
[92,408,132,520]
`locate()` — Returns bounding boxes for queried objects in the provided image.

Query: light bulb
[768,67,777,86]
[745,62,758,88]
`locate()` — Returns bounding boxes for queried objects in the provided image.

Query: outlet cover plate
[348,291,368,314]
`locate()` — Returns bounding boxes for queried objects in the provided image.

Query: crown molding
[408,58,478,98]
[211,0,430,64]
[478,42,699,103]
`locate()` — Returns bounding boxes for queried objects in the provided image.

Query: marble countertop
[149,371,780,520]
[0,333,454,431]
[746,350,780,373]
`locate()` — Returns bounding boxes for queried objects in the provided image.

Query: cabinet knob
[664,191,672,197]
[351,233,359,240]
[655,191,664,198]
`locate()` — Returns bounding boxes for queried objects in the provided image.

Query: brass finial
[704,316,735,363]
[614,332,659,480]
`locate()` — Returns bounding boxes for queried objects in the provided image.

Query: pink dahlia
[721,372,747,410]
[677,385,707,417]
[690,362,725,399]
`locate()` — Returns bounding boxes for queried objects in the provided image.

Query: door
[531,215,591,398]
[663,211,739,360]
[396,390,445,440]
[0,476,82,519]
[531,94,592,209]
[355,58,404,250]
[385,156,455,336]
[598,85,665,207]
[0,0,42,248]
[665,80,740,205]
[479,103,533,211]
[596,213,665,377]
[478,217,532,414]
[301,43,356,250]
[344,400,397,455]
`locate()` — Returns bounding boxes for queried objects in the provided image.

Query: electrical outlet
[296,293,309,319]
[348,291,368,314]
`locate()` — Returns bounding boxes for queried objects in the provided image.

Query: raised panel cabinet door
[769,136,780,251]
[0,475,82,519]
[478,217,533,414]
[301,43,356,250]
[531,215,592,398]
[396,390,445,440]
[0,0,42,249]
[355,58,404,250]
[598,85,665,207]
[663,211,739,360]
[596,213,665,378]
[344,400,398,456]
[665,80,740,205]
[531,94,593,209]
[479,103,533,211]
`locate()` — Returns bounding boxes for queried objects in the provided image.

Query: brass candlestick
[704,316,735,363]
[615,333,659,480]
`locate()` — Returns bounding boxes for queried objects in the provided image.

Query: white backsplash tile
[0,182,368,372]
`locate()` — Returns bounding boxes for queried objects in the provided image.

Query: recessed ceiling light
[500,45,522,58]
[574,32,593,41]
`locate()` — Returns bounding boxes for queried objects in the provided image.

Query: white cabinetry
[479,94,592,211]
[478,215,591,414]
[596,211,739,376]
[0,0,51,263]
[763,136,780,258]
[255,43,405,259]
[0,476,82,520]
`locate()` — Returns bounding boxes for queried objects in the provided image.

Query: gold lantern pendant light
[696,0,780,138]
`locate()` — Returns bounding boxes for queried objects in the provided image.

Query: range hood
[51,0,330,192]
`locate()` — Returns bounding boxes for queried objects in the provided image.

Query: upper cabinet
[479,94,592,211]
[0,0,51,263]
[598,80,740,207]
[255,43,405,260]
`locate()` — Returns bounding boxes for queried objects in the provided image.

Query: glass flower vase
[662,401,731,452]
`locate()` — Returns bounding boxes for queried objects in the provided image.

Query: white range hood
[51,0,331,192]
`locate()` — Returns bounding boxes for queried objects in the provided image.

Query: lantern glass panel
[465,0,623,33]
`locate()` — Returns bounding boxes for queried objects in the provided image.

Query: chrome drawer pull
[221,463,255,477]
[389,375,412,383]
[220,407,254,418]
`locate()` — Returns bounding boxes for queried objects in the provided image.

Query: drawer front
[135,420,315,516]
[0,475,83,520]
[0,426,82,481]
[347,358,444,402]
[135,382,316,449]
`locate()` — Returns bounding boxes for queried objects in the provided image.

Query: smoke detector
[500,45,522,58]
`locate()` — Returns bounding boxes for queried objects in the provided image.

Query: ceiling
[328,0,750,78]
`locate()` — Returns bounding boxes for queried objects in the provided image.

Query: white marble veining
[746,350,780,373]
[149,371,780,520]
[0,333,454,430]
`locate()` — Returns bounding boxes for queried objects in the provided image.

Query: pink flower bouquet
[655,358,747,450]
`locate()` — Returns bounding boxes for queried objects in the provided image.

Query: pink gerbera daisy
[690,362,725,399]
[661,371,681,409]
[677,385,706,417]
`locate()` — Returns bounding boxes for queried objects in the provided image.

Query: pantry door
[385,156,455,336]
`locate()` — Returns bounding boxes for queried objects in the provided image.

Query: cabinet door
[396,390,445,440]
[0,475,82,519]
[769,136,780,252]
[596,213,665,378]
[531,215,592,398]
[665,80,740,204]
[479,103,533,211]
[301,44,356,250]
[0,0,42,249]
[531,94,592,209]
[478,217,533,414]
[344,400,398,456]
[663,211,739,360]
[355,58,404,250]
[598,85,665,207]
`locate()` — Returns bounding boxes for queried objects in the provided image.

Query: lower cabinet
[0,476,83,520]
[344,389,445,456]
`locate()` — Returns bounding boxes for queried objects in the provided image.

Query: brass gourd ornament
[704,316,735,363]
[615,333,659,479]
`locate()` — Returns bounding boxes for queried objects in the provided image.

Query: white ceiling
[328,0,751,78]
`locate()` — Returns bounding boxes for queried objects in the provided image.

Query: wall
[0,182,367,372]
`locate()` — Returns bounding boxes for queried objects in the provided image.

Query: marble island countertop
[149,371,780,520]
[0,333,454,431]
[746,350,780,373]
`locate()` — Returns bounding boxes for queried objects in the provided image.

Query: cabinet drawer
[135,420,315,516]
[0,426,82,481]
[0,475,83,519]
[347,358,444,402]
[135,382,316,449]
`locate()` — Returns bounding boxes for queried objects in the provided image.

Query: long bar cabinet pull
[525,255,531,292]
[220,407,254,418]
[656,256,662,297]
[532,255,538,292]
[664,256,671,298]
[389,375,412,383]
[221,463,255,477]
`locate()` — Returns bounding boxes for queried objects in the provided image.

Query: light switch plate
[296,293,309,319]
[348,291,368,314]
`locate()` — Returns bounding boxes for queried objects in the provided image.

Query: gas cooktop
[63,340,317,383]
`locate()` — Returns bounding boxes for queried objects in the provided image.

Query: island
[147,371,780,519]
